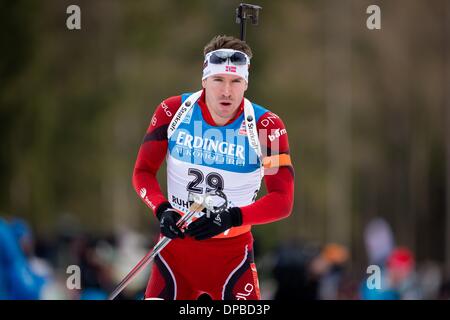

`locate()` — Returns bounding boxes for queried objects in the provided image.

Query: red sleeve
[132,96,182,217]
[240,112,295,225]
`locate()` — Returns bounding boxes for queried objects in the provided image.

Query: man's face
[202,73,248,124]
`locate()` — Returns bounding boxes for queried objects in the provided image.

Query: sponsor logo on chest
[175,131,245,160]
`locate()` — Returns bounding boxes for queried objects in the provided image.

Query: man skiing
[132,35,294,300]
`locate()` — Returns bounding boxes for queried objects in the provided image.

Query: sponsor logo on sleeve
[161,101,172,117]
[268,128,287,142]
[261,112,279,128]
[139,188,155,210]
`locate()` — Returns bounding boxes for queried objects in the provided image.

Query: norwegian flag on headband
[225,65,237,72]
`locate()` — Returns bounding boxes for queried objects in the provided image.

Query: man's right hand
[156,202,184,239]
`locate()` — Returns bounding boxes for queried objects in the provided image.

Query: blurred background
[1,0,449,299]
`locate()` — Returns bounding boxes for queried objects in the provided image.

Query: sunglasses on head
[207,50,249,66]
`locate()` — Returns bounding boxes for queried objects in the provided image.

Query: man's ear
[202,79,207,89]
[244,81,248,91]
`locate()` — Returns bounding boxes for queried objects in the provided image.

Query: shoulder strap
[243,98,262,158]
[167,90,202,139]
[244,98,264,178]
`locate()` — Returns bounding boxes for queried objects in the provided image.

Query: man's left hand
[185,207,242,240]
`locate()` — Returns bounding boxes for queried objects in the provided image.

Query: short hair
[203,35,253,58]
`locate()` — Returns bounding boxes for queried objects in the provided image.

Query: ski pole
[108,195,206,300]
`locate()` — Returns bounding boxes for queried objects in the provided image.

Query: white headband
[202,49,250,83]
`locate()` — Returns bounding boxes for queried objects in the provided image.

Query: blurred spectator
[416,261,442,299]
[315,243,349,300]
[272,238,319,300]
[360,247,422,300]
[439,276,450,299]
[111,228,151,300]
[271,239,349,300]
[69,233,116,300]
[0,217,47,299]
[364,217,395,266]
[386,247,421,299]
[9,218,55,286]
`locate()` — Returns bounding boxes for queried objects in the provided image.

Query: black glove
[156,202,184,239]
[185,207,242,240]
